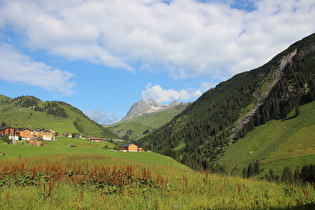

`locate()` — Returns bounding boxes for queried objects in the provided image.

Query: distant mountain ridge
[122,97,187,120]
[108,99,189,140]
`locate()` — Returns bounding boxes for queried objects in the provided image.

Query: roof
[16,128,32,131]
[120,143,136,147]
[0,126,10,130]
[30,137,41,141]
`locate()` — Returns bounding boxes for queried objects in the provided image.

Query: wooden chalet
[120,143,138,152]
[0,126,15,137]
[16,128,33,140]
[29,137,42,146]
[34,129,55,141]
[0,126,19,142]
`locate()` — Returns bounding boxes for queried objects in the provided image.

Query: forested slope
[139,33,315,171]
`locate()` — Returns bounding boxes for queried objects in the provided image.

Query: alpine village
[1,30,315,210]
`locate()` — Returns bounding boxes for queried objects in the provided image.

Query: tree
[267,169,275,182]
[143,129,150,135]
[122,134,129,141]
[1,122,6,126]
[293,166,300,183]
[253,160,260,175]
[242,168,247,178]
[295,105,300,117]
[247,163,253,178]
[300,164,315,186]
[2,135,11,144]
[281,167,293,183]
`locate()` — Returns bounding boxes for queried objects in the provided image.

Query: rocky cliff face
[122,98,184,120]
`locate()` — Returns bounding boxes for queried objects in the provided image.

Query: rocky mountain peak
[122,98,185,120]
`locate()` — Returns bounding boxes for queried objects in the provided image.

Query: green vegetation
[139,33,315,171]
[218,101,315,175]
[0,96,118,139]
[108,104,187,140]
[0,137,188,170]
[0,150,314,209]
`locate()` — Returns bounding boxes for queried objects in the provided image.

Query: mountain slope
[218,100,315,175]
[108,102,188,140]
[139,33,315,170]
[0,95,118,139]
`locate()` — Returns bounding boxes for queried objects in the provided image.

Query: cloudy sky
[0,0,314,124]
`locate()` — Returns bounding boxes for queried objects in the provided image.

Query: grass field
[219,101,315,175]
[0,151,314,209]
[0,137,189,171]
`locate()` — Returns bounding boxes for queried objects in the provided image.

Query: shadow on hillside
[281,115,297,122]
[270,203,315,210]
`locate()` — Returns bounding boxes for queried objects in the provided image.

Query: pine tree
[253,160,260,175]
[242,168,247,178]
[247,163,253,178]
[267,169,275,182]
[281,167,293,183]
[293,166,300,183]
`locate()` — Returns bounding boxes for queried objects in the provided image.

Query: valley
[0,33,314,209]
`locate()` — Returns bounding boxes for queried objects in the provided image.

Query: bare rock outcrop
[229,49,298,143]
[122,98,184,120]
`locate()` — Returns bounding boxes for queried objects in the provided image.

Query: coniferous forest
[139,33,315,171]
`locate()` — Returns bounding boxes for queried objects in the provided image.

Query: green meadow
[219,101,315,175]
[0,137,188,170]
[0,138,314,209]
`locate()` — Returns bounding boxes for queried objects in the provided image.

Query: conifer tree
[253,160,260,175]
[247,163,253,178]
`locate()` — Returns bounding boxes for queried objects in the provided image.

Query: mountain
[139,33,315,171]
[123,98,186,120]
[0,95,118,139]
[108,100,188,140]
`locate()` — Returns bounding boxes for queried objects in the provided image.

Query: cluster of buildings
[0,126,55,145]
[1,126,146,151]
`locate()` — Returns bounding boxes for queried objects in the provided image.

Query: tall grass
[0,154,314,209]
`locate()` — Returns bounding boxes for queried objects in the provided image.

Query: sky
[0,0,314,125]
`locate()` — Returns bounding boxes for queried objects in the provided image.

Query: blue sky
[0,0,314,124]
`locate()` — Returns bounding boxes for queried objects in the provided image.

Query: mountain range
[139,33,315,172]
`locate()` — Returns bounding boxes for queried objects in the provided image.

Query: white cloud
[84,108,121,125]
[142,83,202,103]
[0,43,75,95]
[0,0,314,79]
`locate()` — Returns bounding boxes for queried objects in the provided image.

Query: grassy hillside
[0,95,118,139]
[218,101,315,175]
[0,142,314,209]
[108,104,187,140]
